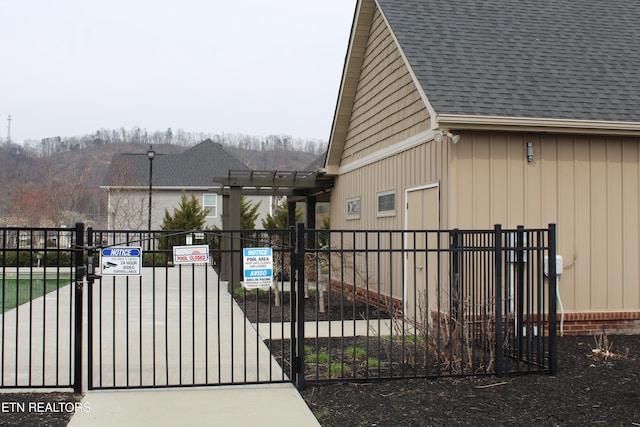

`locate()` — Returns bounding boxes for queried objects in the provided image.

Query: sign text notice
[243,247,273,289]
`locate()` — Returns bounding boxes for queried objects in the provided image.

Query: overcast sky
[0,1,356,144]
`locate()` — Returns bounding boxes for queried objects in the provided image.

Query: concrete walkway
[1,266,320,426]
[68,384,318,427]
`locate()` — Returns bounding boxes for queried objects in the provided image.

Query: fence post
[73,222,85,394]
[295,222,306,390]
[86,227,95,390]
[494,224,503,376]
[450,229,461,320]
[516,225,525,360]
[548,223,558,374]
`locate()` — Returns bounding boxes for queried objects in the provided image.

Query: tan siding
[606,141,624,309]
[574,137,592,310]
[590,140,608,309]
[474,134,491,227]
[451,132,640,312]
[507,139,525,225]
[540,138,558,226]
[341,8,430,166]
[330,137,450,300]
[524,139,542,227]
[557,140,577,310]
[622,143,640,309]
[454,138,474,227]
[490,134,509,225]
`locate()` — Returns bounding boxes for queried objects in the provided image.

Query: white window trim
[203,193,218,218]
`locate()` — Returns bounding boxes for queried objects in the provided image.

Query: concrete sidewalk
[67,384,320,427]
[0,266,321,426]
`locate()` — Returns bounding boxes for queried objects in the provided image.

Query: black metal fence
[0,226,79,389]
[291,224,557,388]
[0,223,557,392]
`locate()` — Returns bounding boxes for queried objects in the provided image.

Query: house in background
[325,0,640,334]
[102,139,275,230]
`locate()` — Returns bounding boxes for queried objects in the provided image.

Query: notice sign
[100,247,142,276]
[173,245,210,264]
[243,247,273,289]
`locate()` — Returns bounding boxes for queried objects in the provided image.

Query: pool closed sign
[243,248,273,289]
[173,245,210,264]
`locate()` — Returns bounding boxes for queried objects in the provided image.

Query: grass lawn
[0,276,71,313]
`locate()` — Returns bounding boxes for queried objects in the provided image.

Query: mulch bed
[240,289,640,426]
[233,288,389,323]
[0,392,82,427]
[300,334,640,427]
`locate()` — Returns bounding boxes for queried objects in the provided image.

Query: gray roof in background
[378,0,640,122]
[304,152,328,172]
[105,139,250,187]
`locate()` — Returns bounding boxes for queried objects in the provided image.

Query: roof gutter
[437,114,640,136]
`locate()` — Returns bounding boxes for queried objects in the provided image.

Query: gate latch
[86,256,101,280]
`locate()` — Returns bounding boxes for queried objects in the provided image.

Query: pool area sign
[243,247,273,289]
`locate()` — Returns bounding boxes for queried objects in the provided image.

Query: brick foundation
[328,279,403,319]
[560,311,640,336]
[326,279,640,336]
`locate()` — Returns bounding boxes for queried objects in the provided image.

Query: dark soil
[242,290,640,426]
[300,334,640,427]
[0,392,82,426]
[233,288,389,323]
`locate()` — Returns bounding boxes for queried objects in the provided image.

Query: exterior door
[405,184,439,327]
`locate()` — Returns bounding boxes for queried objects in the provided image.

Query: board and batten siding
[331,137,449,301]
[332,138,449,230]
[341,7,430,167]
[450,132,640,313]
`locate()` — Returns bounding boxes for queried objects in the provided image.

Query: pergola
[212,169,333,230]
[211,169,333,290]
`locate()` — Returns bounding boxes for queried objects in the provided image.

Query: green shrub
[306,352,331,364]
[346,346,367,360]
[327,362,348,378]
[366,357,380,368]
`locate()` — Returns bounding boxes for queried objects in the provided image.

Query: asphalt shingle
[104,139,249,187]
[377,0,640,122]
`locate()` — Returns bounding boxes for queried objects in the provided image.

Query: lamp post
[147,145,156,240]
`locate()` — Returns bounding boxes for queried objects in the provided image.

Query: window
[377,190,396,217]
[203,194,217,217]
[346,197,361,220]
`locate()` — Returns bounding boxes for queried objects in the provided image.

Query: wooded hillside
[0,129,324,228]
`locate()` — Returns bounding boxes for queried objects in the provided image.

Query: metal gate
[0,225,82,390]
[86,227,298,390]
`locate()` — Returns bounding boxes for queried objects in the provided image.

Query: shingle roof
[104,139,250,187]
[304,152,328,172]
[378,0,640,122]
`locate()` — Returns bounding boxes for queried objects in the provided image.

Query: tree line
[18,127,326,157]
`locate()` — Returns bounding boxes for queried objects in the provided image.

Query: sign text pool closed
[173,245,210,264]
[243,248,273,289]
